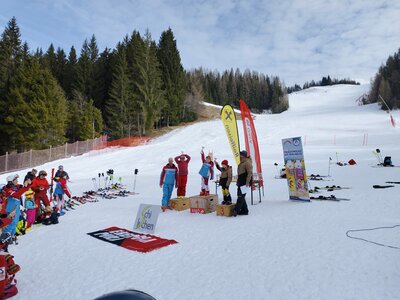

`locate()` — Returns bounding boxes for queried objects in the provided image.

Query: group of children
[0,165,72,299]
[159,148,234,211]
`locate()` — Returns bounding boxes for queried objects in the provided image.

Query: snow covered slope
[3,84,400,300]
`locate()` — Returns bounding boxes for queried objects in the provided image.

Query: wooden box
[189,194,218,214]
[169,198,190,211]
[216,203,236,217]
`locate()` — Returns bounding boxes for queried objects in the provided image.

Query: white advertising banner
[282,137,310,201]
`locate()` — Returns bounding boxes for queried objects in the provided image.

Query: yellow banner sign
[221,105,241,166]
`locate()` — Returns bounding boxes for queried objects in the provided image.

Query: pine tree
[67,90,103,141]
[0,17,23,96]
[43,44,57,75]
[0,17,24,153]
[157,28,186,125]
[134,30,165,134]
[64,46,78,98]
[1,57,68,151]
[92,48,113,114]
[106,48,134,139]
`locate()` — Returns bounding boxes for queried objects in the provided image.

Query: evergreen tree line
[366,48,400,109]
[287,76,360,94]
[186,68,289,113]
[0,17,289,154]
[0,17,189,154]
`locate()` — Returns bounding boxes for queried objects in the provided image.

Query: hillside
[2,84,400,300]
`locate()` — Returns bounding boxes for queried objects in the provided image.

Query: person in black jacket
[54,165,69,180]
[233,151,253,216]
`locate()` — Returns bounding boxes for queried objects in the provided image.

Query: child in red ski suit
[198,149,214,196]
[31,170,52,217]
[174,153,191,197]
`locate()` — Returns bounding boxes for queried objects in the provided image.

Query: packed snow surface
[3,84,400,300]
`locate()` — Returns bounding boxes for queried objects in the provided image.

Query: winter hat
[25,190,34,198]
[39,170,47,176]
[221,160,229,166]
[240,150,248,157]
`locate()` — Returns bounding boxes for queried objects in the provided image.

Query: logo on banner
[134,204,160,234]
[87,227,178,253]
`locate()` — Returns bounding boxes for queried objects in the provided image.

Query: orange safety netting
[93,136,151,150]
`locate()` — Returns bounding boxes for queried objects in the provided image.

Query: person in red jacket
[174,153,191,198]
[31,170,52,218]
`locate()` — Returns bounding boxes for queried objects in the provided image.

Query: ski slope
[2,84,400,300]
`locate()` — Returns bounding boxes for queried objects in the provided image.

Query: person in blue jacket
[159,158,178,211]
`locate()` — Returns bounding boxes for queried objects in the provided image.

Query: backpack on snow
[383,156,393,166]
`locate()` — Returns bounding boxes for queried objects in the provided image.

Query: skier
[233,151,253,217]
[215,159,232,205]
[159,158,178,211]
[54,171,71,216]
[174,153,191,198]
[2,174,31,237]
[31,170,52,218]
[198,148,214,196]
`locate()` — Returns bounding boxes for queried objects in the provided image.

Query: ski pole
[92,178,97,191]
[328,157,332,177]
[98,173,101,190]
[335,152,339,164]
[274,163,279,177]
[376,149,383,164]
[133,169,138,194]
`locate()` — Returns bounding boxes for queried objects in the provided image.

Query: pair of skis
[311,195,350,201]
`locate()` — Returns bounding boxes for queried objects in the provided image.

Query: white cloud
[2,0,400,85]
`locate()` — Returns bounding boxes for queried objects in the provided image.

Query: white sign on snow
[133,204,161,234]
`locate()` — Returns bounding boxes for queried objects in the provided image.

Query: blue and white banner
[282,137,310,201]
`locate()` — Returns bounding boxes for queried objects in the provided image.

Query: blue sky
[1,0,400,86]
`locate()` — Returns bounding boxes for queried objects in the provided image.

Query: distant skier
[174,153,191,197]
[159,158,178,211]
[198,148,214,196]
[215,159,232,205]
[233,151,252,216]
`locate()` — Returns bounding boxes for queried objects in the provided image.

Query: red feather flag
[239,99,263,187]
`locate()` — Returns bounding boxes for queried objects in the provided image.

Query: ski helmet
[94,290,157,300]
[6,174,18,182]
[39,170,47,176]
